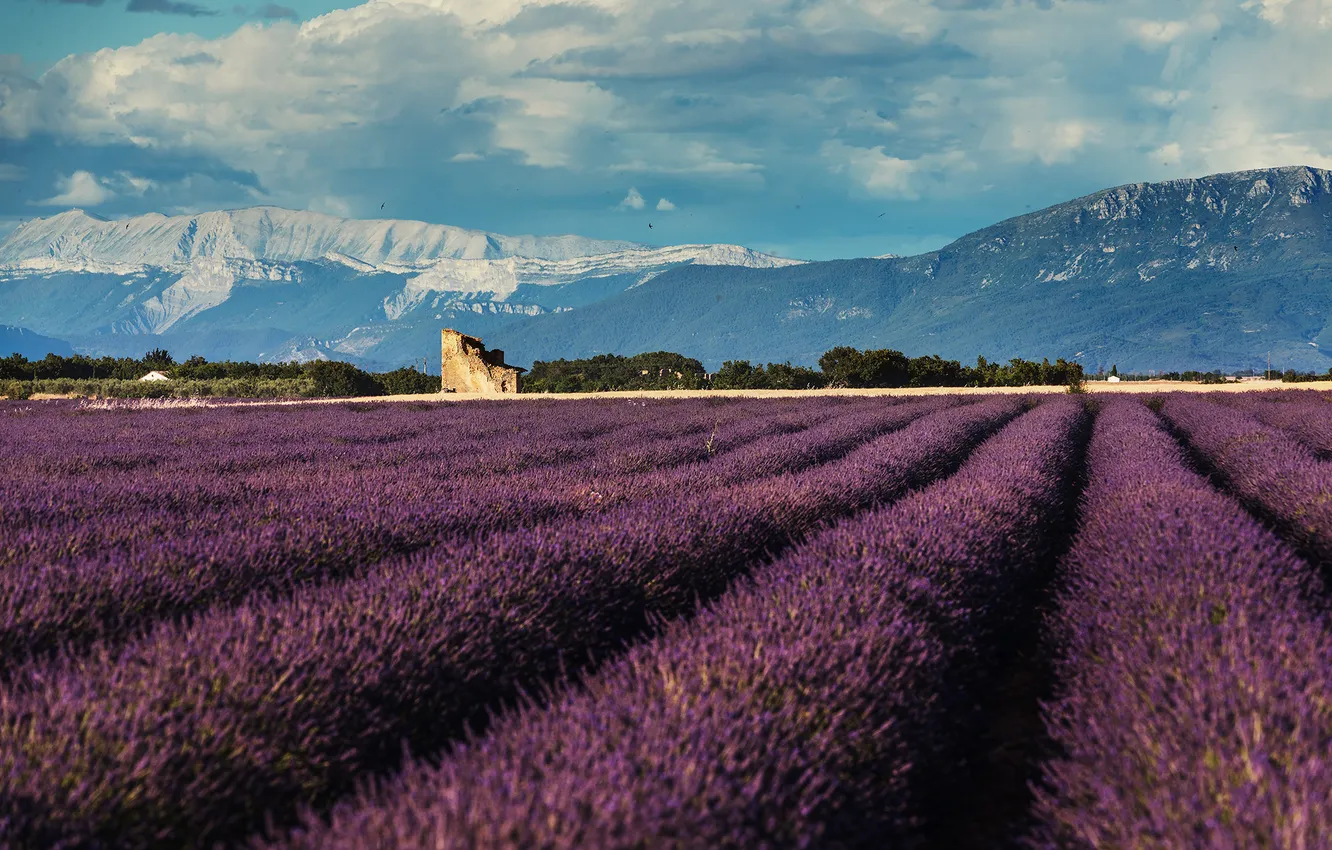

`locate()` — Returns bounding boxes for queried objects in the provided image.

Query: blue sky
[2,0,1330,260]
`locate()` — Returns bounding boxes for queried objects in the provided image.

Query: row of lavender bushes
[0,397,1021,848]
[266,394,1332,848]
[266,398,1088,848]
[6,390,1332,848]
[1030,398,1332,845]
[0,397,949,667]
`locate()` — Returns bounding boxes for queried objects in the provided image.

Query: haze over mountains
[2,165,1330,373]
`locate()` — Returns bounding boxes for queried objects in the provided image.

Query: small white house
[1107,375,1121,383]
[138,370,172,382]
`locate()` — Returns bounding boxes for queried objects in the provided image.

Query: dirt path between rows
[14,378,1330,406]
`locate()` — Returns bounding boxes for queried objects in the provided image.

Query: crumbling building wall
[440,328,523,394]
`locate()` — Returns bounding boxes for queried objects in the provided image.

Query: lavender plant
[0,397,1020,849]
[1029,397,1332,847]
[1160,394,1332,568]
[264,398,1088,849]
[0,398,941,666]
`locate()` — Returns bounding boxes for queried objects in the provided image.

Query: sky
[1,0,1330,261]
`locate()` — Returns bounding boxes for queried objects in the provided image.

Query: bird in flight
[648,223,653,229]
[380,203,385,210]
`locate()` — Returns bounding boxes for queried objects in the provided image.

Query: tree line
[0,349,437,399]
[3,344,1091,399]
[522,347,1085,392]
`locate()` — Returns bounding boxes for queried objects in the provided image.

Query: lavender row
[0,397,1022,849]
[269,399,1088,849]
[1029,398,1332,846]
[1,397,814,546]
[1217,390,1332,458]
[0,399,948,669]
[1159,395,1332,568]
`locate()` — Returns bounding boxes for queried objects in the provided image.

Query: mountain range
[2,165,1330,373]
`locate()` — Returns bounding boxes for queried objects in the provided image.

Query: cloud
[114,170,157,195]
[656,197,675,210]
[3,0,1332,255]
[35,170,114,206]
[126,0,218,16]
[0,164,24,181]
[174,52,221,66]
[617,187,645,210]
[499,2,615,35]
[822,141,976,200]
[257,3,297,19]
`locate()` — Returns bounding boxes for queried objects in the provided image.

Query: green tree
[711,360,768,390]
[817,346,865,388]
[142,348,175,368]
[305,360,385,397]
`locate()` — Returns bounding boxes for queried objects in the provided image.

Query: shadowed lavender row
[1160,395,1332,570]
[0,397,1021,849]
[0,398,944,667]
[1029,398,1332,846]
[265,399,1088,849]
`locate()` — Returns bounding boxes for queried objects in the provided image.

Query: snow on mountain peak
[0,206,648,269]
[379,243,806,319]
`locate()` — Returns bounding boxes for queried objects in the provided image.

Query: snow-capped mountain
[0,207,805,367]
[8,166,1331,373]
[0,206,643,268]
[486,165,1332,372]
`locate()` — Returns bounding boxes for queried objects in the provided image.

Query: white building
[138,370,171,382]
[1107,375,1121,383]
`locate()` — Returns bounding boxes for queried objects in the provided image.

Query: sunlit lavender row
[2,390,1331,849]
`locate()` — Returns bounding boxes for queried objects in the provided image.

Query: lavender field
[1,391,1331,849]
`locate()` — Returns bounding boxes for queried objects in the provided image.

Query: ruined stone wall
[441,329,522,394]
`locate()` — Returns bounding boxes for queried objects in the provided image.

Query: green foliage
[142,347,175,368]
[817,346,910,388]
[710,360,826,390]
[378,367,439,396]
[1281,368,1332,383]
[1,378,313,399]
[0,351,446,400]
[306,361,385,398]
[524,352,706,393]
[761,361,826,390]
[1,343,1092,398]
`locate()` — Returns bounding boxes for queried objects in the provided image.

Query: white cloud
[0,164,23,181]
[1009,118,1102,166]
[1129,19,1193,48]
[821,141,975,200]
[35,170,115,207]
[656,197,675,210]
[2,0,1332,226]
[617,187,645,210]
[114,171,158,196]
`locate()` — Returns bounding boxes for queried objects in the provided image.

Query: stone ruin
[440,328,524,394]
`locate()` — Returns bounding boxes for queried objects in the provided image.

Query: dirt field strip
[9,378,1331,406]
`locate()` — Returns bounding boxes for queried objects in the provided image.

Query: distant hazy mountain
[3,167,1330,373]
[0,325,73,360]
[0,207,804,368]
[489,165,1332,373]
